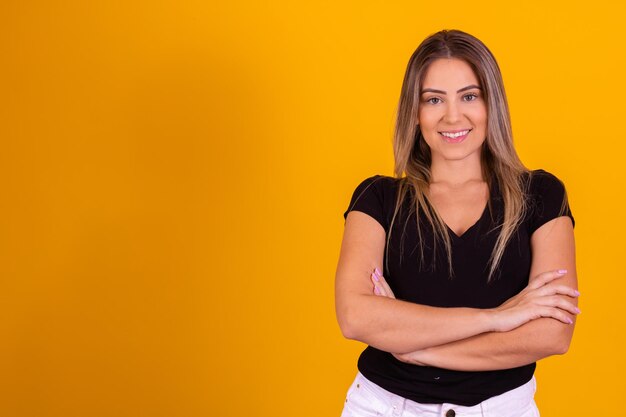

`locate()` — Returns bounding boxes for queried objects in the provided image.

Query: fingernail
[375,268,382,278]
[574,290,580,296]
[575,307,581,314]
[374,286,380,295]
[567,317,573,324]
[558,269,568,274]
[372,272,379,282]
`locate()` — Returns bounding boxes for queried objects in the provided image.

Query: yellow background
[0,1,623,416]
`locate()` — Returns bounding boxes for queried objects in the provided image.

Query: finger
[554,297,581,316]
[377,274,396,299]
[374,267,383,280]
[371,269,386,296]
[371,270,395,299]
[537,306,575,325]
[528,269,568,289]
[536,284,580,298]
[371,275,379,295]
[373,268,396,299]
[371,272,387,297]
[370,272,378,294]
[535,295,581,315]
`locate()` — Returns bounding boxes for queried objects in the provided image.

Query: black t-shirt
[342,169,575,406]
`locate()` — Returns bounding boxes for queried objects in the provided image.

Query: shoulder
[353,174,399,188]
[524,169,575,233]
[343,174,402,232]
[348,175,401,199]
[527,169,568,194]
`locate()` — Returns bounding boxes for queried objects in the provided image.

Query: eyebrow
[420,84,482,95]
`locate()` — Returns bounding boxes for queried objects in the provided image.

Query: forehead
[421,58,480,89]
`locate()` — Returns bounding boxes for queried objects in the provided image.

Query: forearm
[404,235,579,372]
[399,316,575,371]
[337,294,494,353]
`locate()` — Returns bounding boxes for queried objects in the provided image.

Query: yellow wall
[0,1,622,416]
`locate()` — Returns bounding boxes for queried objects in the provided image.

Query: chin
[437,149,482,161]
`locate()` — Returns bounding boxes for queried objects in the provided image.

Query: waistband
[354,371,537,417]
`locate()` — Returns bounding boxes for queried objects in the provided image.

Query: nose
[443,101,461,124]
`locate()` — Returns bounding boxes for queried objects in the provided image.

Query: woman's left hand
[370,268,427,366]
[370,268,396,299]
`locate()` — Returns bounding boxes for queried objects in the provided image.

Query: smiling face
[417,58,488,166]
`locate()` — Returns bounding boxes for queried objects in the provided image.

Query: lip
[439,127,472,133]
[439,128,472,143]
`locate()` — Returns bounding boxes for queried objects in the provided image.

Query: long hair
[388,29,530,282]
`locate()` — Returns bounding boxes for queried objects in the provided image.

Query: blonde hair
[388,29,532,282]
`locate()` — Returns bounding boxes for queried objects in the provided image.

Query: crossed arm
[387,317,574,371]
[335,211,578,371]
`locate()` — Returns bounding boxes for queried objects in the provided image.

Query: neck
[429,155,484,186]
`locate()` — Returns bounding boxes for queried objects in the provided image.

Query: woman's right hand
[490,269,580,332]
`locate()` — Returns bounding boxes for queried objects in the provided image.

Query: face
[417,58,487,165]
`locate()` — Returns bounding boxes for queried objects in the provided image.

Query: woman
[335,29,578,417]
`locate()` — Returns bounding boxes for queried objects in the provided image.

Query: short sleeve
[528,170,575,235]
[343,175,388,232]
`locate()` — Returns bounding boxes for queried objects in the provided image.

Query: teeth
[441,130,470,138]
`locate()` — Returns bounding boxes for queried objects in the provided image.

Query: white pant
[341,372,540,417]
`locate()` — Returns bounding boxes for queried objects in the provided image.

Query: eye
[425,97,442,105]
[463,93,479,102]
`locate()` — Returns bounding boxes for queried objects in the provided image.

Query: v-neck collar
[445,179,498,242]
[446,201,489,240]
